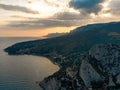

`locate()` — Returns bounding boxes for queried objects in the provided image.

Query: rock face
[80,59,102,87]
[40,78,60,90]
[89,44,120,76]
[40,44,120,90]
[79,44,120,89]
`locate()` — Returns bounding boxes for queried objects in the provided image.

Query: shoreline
[38,55,61,90]
[5,53,61,90]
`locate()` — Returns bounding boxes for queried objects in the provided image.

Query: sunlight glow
[102,13,111,17]
[102,0,111,11]
[27,0,69,17]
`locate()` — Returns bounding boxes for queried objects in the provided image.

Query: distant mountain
[44,32,67,38]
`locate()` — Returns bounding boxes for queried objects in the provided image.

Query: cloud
[27,0,60,7]
[27,0,38,3]
[108,0,120,15]
[69,0,105,14]
[10,15,39,19]
[54,12,90,20]
[0,3,39,14]
[3,18,79,30]
[43,0,60,7]
[1,11,92,30]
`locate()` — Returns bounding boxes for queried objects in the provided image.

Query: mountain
[5,22,120,65]
[4,22,120,90]
[71,22,120,33]
[44,32,67,38]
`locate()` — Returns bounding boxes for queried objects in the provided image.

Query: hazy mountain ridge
[4,22,120,90]
[44,32,67,38]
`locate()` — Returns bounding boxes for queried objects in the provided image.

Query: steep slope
[79,44,120,89]
[39,44,120,90]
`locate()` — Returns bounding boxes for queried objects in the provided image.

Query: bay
[0,37,59,90]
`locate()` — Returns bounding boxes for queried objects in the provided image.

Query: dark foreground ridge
[4,22,120,90]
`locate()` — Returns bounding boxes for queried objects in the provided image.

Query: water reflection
[0,37,59,90]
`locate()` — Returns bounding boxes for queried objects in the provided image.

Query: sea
[0,37,59,90]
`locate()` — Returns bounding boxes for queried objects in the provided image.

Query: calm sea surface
[0,37,59,90]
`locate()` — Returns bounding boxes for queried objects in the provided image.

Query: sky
[0,0,120,37]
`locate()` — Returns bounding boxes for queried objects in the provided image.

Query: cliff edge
[40,44,120,90]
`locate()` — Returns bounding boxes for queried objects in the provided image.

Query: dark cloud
[69,0,105,14]
[4,18,80,30]
[2,11,93,30]
[54,12,90,20]
[0,3,39,14]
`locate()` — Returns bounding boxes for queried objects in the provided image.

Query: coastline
[38,56,61,90]
[5,53,61,90]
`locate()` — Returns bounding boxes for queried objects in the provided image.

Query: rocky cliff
[40,44,120,90]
